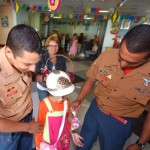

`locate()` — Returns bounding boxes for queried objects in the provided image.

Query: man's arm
[126,104,150,150]
[32,73,45,83]
[138,109,150,143]
[0,118,43,134]
[71,78,96,111]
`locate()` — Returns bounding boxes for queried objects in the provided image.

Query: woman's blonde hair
[45,36,60,47]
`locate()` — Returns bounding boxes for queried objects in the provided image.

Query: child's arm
[71,131,84,147]
[67,99,84,147]
[35,101,47,149]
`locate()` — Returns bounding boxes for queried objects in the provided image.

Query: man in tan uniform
[0,24,43,150]
[72,24,150,150]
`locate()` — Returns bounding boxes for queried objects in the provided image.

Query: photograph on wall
[120,19,131,30]
[1,16,9,27]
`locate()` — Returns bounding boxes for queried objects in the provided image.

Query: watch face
[136,140,147,149]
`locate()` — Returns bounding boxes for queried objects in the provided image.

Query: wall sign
[120,19,131,30]
[1,16,9,27]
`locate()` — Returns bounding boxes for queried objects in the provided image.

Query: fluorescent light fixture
[86,17,93,20]
[99,10,110,13]
[53,16,62,18]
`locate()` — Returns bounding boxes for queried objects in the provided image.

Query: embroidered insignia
[100,73,108,81]
[99,68,103,73]
[107,74,112,79]
[5,83,15,92]
[103,71,107,76]
[135,87,149,94]
[143,77,150,86]
[104,65,113,71]
[58,77,71,86]
[6,90,18,97]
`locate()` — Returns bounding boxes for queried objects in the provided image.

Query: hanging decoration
[48,0,61,12]
[86,7,91,13]
[13,1,19,13]
[111,10,118,24]
[111,0,127,24]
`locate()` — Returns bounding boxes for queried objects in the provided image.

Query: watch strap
[42,75,46,83]
[135,139,146,149]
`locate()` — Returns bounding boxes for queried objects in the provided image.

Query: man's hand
[126,144,141,150]
[27,119,43,134]
[71,100,81,114]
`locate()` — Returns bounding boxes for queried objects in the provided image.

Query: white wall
[0,6,14,45]
[16,8,29,25]
[49,22,99,40]
[102,19,115,52]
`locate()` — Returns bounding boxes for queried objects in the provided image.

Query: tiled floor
[32,58,150,150]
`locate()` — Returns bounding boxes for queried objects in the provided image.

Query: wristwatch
[135,139,147,149]
[42,75,46,83]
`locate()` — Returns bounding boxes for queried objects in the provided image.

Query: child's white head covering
[46,70,75,96]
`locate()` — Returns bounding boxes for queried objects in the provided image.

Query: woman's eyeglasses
[47,45,58,48]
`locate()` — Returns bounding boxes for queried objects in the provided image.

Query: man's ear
[5,47,14,58]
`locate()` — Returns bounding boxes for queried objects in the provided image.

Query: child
[35,70,83,150]
[86,41,98,58]
[69,34,78,55]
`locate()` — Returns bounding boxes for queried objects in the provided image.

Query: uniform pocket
[0,83,23,108]
[125,88,150,105]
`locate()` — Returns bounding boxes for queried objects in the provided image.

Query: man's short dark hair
[6,24,42,56]
[121,24,150,54]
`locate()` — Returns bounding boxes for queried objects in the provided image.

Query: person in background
[78,33,84,54]
[86,41,98,58]
[69,33,78,55]
[0,24,43,150]
[35,36,66,100]
[93,35,99,46]
[51,30,57,38]
[72,24,150,150]
[35,70,83,150]
[60,33,65,53]
[65,34,70,53]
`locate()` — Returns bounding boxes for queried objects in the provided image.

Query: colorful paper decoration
[91,8,95,13]
[14,1,19,13]
[33,6,38,11]
[111,10,118,24]
[74,14,78,19]
[86,7,91,13]
[48,0,61,12]
[44,6,49,11]
[95,8,100,13]
[7,0,11,4]
[25,6,30,11]
[69,14,73,19]
[79,14,83,19]
[38,6,42,11]
[103,15,108,20]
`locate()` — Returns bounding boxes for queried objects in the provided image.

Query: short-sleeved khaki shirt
[0,47,33,121]
[87,49,150,118]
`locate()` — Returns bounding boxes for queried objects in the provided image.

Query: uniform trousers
[0,113,33,150]
[76,98,133,150]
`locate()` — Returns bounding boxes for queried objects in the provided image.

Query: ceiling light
[99,10,110,13]
[53,16,62,18]
[86,17,93,20]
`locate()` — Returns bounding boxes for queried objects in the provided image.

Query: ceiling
[17,0,150,17]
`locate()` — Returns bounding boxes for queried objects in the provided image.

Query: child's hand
[71,132,84,147]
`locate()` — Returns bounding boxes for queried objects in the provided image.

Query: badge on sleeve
[135,87,149,94]
[143,77,150,86]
